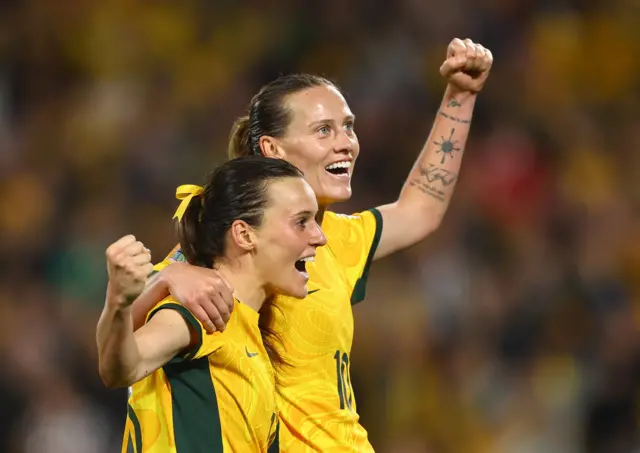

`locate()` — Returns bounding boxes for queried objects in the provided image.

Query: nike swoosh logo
[308,289,320,295]
[245,346,258,358]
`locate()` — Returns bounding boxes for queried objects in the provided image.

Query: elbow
[98,368,124,389]
[412,213,442,242]
[98,362,135,389]
[419,201,449,237]
[397,199,444,241]
[425,216,443,235]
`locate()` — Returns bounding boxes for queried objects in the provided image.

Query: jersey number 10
[334,350,353,411]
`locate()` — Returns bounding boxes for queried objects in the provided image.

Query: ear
[230,220,257,252]
[259,136,286,159]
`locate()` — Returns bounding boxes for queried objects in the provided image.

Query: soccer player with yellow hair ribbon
[128,38,493,451]
[97,157,326,452]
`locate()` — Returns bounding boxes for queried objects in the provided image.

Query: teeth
[300,256,315,263]
[325,161,352,170]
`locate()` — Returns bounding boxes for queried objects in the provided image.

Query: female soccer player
[96,157,326,452]
[131,38,493,451]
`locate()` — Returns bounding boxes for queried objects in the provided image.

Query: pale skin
[96,235,194,387]
[97,179,326,387]
[375,38,491,259]
[130,38,493,332]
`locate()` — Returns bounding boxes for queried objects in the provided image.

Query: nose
[334,129,355,155]
[309,221,327,247]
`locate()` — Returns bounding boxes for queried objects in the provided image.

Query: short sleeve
[146,297,225,360]
[327,208,383,304]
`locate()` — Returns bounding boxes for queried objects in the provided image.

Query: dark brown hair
[228,74,338,158]
[177,156,303,372]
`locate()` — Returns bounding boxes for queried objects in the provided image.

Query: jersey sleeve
[151,244,187,275]
[328,208,383,304]
[146,297,228,360]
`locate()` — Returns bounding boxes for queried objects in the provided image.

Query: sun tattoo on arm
[434,128,461,164]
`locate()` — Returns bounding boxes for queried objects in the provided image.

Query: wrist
[444,85,478,103]
[156,263,183,296]
[106,283,136,311]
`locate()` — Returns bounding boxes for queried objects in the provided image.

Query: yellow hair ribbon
[173,184,204,221]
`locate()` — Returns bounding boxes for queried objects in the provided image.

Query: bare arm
[374,86,474,259]
[97,235,191,387]
[374,38,493,260]
[131,272,170,331]
[97,284,192,388]
[130,261,235,333]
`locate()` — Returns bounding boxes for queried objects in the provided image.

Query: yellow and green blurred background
[0,1,638,452]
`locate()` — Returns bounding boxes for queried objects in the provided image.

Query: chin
[319,187,353,205]
[275,272,309,299]
[291,287,308,299]
[281,284,308,300]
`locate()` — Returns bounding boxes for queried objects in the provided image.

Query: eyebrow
[292,210,315,218]
[309,115,356,127]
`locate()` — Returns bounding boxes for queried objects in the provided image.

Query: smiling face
[270,84,360,207]
[251,177,327,299]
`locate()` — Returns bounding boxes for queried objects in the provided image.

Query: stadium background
[0,1,638,452]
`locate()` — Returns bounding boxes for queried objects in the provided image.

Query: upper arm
[146,300,228,360]
[133,300,227,382]
[374,201,437,261]
[132,309,193,381]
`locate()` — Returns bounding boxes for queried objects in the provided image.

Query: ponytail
[170,157,308,382]
[176,198,213,269]
[228,116,253,159]
[227,74,338,161]
[173,158,303,271]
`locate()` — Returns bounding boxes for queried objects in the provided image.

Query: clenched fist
[106,235,154,306]
[440,38,493,94]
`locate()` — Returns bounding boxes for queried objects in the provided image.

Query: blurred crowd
[0,1,638,452]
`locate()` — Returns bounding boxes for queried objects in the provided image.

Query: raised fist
[440,38,493,94]
[105,235,154,306]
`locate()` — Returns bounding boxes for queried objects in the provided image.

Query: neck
[316,204,328,224]
[214,262,267,312]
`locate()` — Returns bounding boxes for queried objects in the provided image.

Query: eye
[344,121,355,133]
[296,218,308,229]
[317,125,330,135]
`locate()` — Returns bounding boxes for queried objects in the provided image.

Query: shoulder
[147,296,180,319]
[145,296,200,333]
[323,209,381,241]
[229,302,259,330]
[322,211,360,235]
[325,210,378,225]
[324,211,361,224]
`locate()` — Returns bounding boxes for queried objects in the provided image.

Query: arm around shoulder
[133,261,235,334]
[98,302,194,388]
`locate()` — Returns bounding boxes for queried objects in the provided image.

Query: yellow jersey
[152,208,383,452]
[122,297,278,453]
